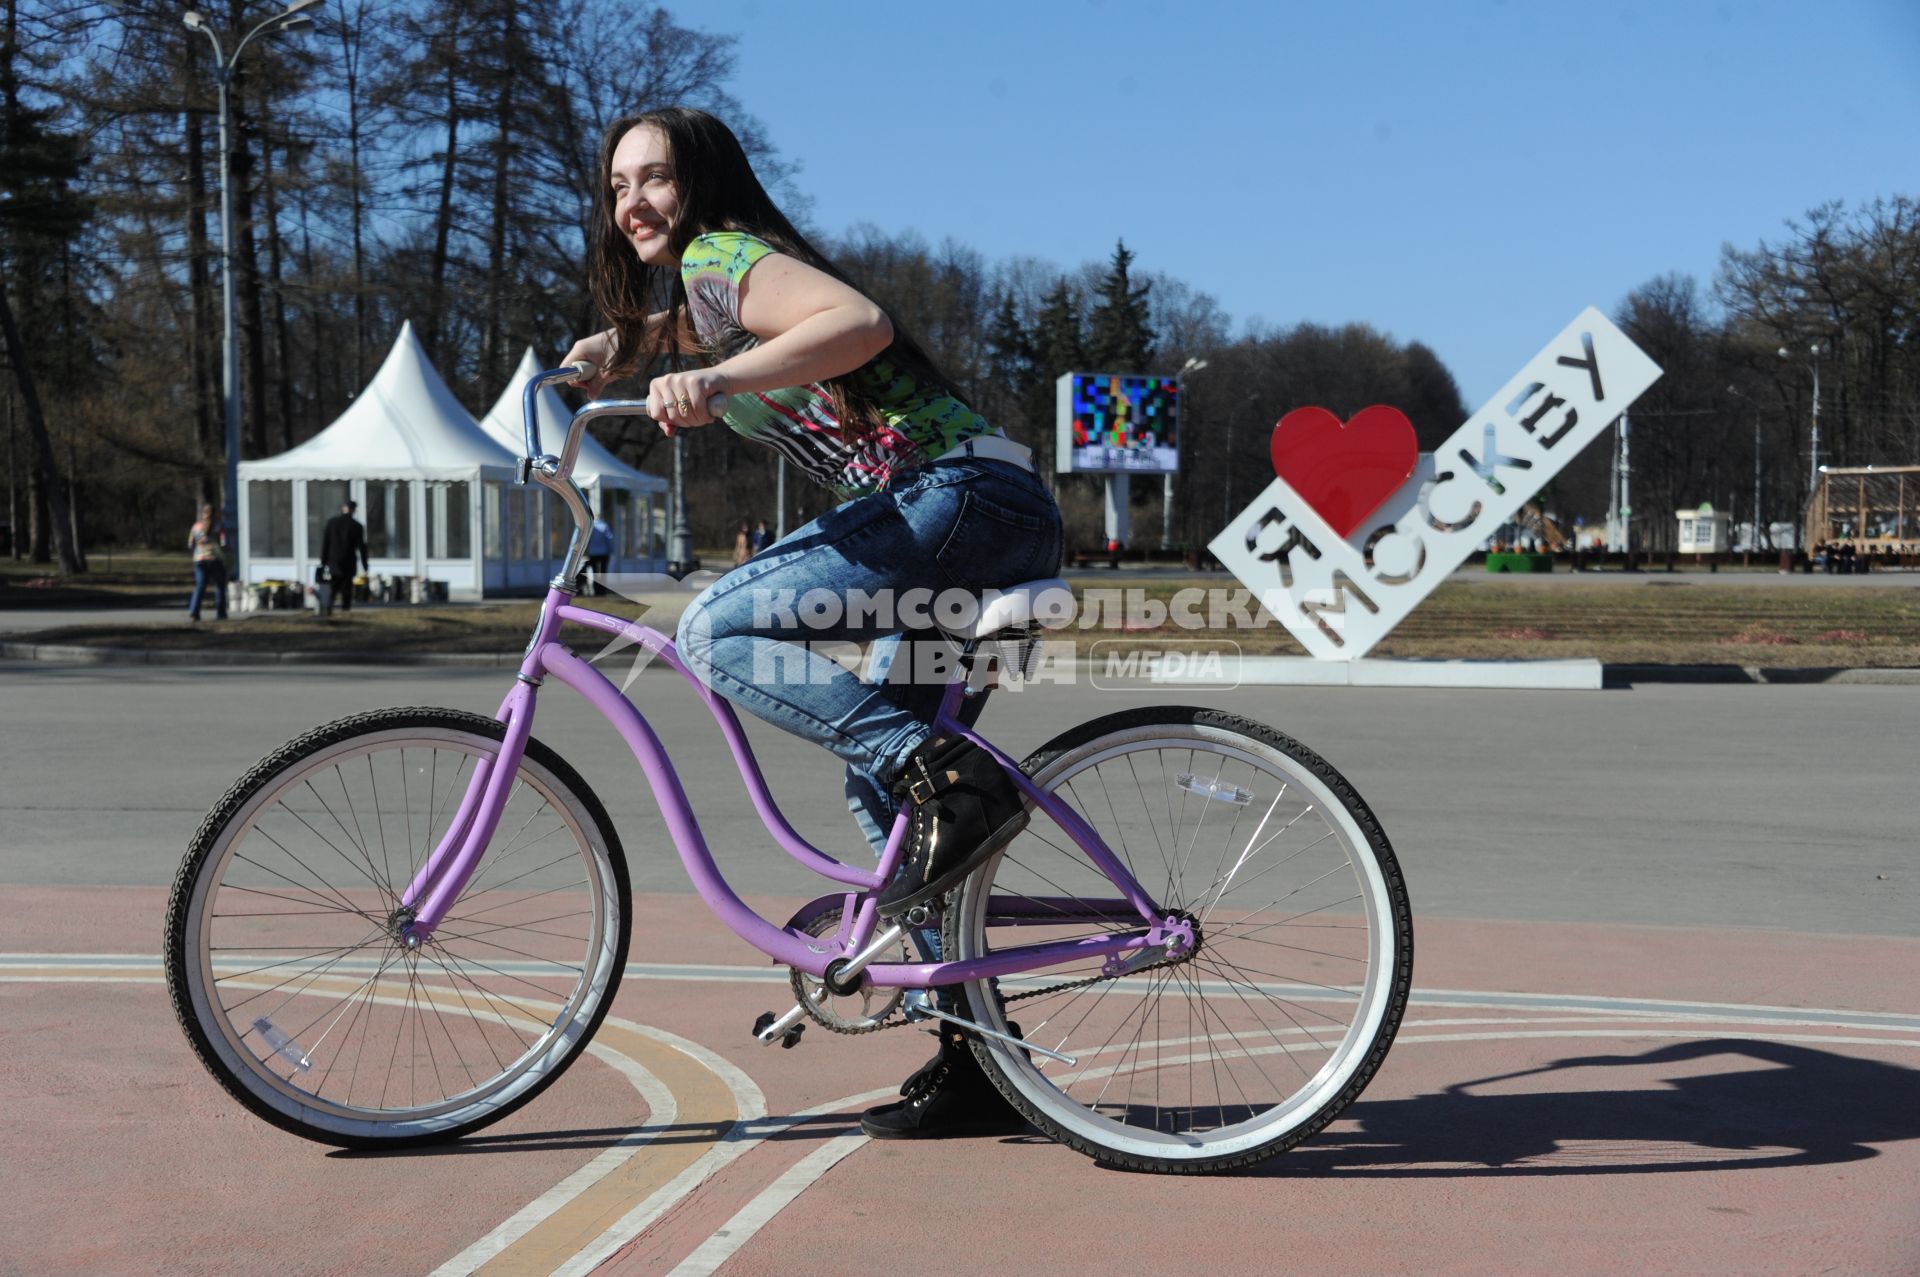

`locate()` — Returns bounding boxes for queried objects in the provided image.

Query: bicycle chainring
[790,910,909,1034]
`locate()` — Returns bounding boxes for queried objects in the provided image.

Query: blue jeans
[678,457,1063,861]
[189,560,228,620]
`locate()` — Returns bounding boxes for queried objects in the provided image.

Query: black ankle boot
[875,735,1028,917]
[858,1023,1029,1140]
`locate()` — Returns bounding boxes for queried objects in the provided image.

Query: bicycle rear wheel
[943,706,1412,1173]
[164,707,630,1148]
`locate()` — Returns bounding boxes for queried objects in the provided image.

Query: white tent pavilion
[477,348,668,589]
[238,322,523,597]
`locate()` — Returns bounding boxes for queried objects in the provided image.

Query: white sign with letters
[1209,307,1662,660]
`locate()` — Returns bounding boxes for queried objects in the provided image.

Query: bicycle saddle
[935,577,1072,640]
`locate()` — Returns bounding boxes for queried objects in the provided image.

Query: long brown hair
[586,106,971,440]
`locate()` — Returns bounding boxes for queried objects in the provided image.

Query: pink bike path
[4,885,1917,1276]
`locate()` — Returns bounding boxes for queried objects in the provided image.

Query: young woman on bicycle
[563,106,1062,1138]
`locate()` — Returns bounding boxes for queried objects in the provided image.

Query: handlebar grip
[707,393,729,417]
[567,359,598,383]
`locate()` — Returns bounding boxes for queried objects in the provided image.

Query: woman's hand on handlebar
[646,367,729,436]
[561,330,618,398]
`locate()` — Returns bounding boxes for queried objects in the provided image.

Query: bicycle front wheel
[164,707,630,1148]
[943,706,1412,1173]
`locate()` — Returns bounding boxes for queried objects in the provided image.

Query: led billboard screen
[1055,372,1180,475]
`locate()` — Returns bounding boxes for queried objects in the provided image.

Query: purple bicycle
[165,365,1412,1173]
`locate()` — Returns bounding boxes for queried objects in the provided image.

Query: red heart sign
[1269,405,1419,539]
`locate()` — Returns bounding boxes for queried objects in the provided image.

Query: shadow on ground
[1266,1038,1920,1177]
[333,1038,1920,1178]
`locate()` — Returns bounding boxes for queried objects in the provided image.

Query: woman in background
[187,503,229,623]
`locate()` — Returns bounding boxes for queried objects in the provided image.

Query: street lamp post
[668,431,693,577]
[1778,342,1823,495]
[183,0,320,547]
[1727,383,1762,551]
[1169,356,1207,550]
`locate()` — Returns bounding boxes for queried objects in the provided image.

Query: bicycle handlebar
[521,361,727,477]
[518,360,728,591]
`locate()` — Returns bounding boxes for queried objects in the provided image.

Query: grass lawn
[8,568,1920,667]
[0,548,192,604]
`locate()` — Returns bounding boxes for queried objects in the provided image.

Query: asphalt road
[5,658,1917,1276]
[1,659,1912,936]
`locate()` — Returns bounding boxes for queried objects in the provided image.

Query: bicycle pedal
[751,1008,806,1049]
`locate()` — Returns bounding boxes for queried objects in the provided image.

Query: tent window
[516,489,543,562]
[305,480,351,554]
[548,493,572,558]
[428,481,470,559]
[608,489,631,559]
[248,481,293,557]
[367,480,411,557]
[483,481,503,560]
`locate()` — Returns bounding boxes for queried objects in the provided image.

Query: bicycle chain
[824,952,1190,1034]
[791,898,1192,1035]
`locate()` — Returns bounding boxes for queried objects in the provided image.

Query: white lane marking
[664,1022,1920,1271]
[547,1124,762,1277]
[2,959,763,1277]
[667,1133,873,1277]
[664,1086,893,1277]
[18,960,1920,1275]
[193,973,698,1277]
[15,954,1920,1032]
[540,1020,768,1277]
[424,1016,766,1277]
[424,1040,678,1276]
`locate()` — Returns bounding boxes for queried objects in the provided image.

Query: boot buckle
[902,756,944,806]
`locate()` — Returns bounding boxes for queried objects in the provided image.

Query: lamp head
[182,9,206,29]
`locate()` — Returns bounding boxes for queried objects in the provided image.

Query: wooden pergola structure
[1806,465,1920,551]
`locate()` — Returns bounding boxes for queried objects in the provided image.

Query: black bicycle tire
[163,705,632,1149]
[944,705,1413,1174]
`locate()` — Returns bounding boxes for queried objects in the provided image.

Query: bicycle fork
[394,679,541,945]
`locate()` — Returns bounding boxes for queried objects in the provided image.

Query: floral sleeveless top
[680,231,994,499]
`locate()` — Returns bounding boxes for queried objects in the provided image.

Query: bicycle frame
[391,368,1176,994]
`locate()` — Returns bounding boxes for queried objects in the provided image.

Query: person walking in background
[586,514,614,593]
[318,499,368,616]
[749,518,771,555]
[187,503,229,622]
[731,518,753,565]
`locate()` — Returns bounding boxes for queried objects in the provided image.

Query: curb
[0,641,524,667]
[1601,663,1920,687]
[5,639,1919,687]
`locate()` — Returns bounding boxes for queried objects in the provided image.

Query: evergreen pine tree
[0,0,88,572]
[1086,238,1154,371]
[985,291,1035,404]
[1024,278,1085,470]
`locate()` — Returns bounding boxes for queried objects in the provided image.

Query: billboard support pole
[1104,473,1131,553]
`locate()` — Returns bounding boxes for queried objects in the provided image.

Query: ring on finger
[675,397,693,413]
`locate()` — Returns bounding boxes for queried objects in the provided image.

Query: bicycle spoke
[946,717,1409,1168]
[174,717,627,1142]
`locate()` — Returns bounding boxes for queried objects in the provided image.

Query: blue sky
[692,0,1917,409]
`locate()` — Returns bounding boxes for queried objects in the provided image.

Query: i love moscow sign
[1208,308,1662,660]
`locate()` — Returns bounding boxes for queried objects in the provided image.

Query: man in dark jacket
[318,500,369,615]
